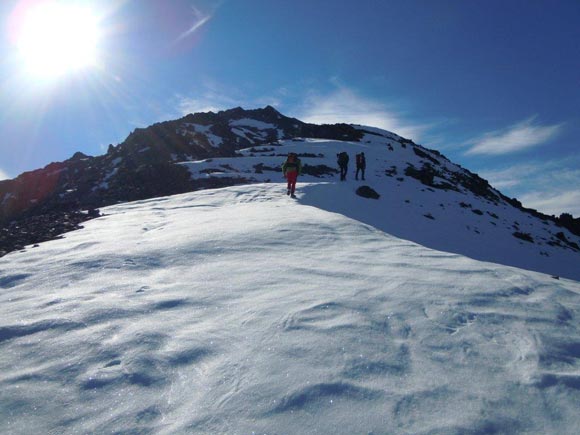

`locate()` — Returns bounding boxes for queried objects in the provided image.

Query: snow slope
[181,135,580,281]
[1,183,580,434]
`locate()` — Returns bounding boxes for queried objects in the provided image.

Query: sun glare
[15,2,100,78]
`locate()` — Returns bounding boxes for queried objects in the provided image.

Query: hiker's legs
[287,172,298,194]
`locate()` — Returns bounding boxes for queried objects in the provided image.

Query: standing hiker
[337,152,349,181]
[282,152,302,198]
[355,152,366,181]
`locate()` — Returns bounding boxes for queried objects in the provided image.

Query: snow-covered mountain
[1,106,579,282]
[0,106,361,224]
[1,183,580,434]
[0,107,365,254]
[2,106,580,432]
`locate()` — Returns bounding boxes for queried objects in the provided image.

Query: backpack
[282,154,302,174]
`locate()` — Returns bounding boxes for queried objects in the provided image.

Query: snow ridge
[181,136,580,281]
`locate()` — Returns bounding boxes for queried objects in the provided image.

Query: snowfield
[181,136,580,281]
[1,182,580,434]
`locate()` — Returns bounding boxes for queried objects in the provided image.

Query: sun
[14,1,101,78]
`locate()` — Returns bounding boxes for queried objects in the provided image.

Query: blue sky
[1,0,579,216]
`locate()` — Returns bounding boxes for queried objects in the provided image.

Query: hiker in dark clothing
[282,152,302,198]
[355,152,366,181]
[337,152,349,181]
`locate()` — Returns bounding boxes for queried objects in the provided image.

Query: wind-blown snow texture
[1,181,580,434]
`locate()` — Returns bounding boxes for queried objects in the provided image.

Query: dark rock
[301,164,337,177]
[0,209,101,258]
[513,232,534,243]
[355,186,380,200]
[413,147,440,165]
[405,163,437,186]
[69,151,89,161]
[253,164,281,174]
[558,213,580,236]
[555,232,580,251]
[247,147,275,153]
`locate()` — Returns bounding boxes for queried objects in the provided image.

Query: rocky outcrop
[0,209,101,257]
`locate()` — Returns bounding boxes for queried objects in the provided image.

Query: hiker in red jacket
[282,153,302,198]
